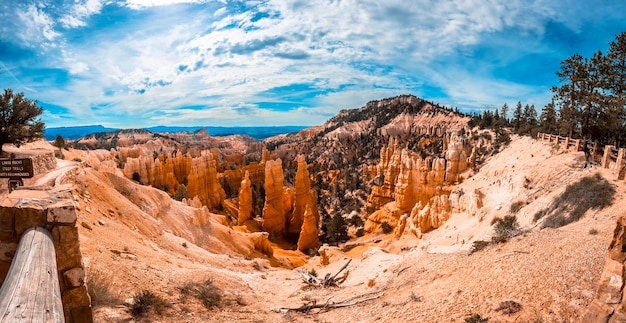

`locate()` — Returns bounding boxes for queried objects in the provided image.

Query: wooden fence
[537,132,626,175]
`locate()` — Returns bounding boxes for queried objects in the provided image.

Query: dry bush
[130,290,166,317]
[87,268,121,306]
[509,200,525,214]
[470,240,490,254]
[464,313,489,323]
[492,215,520,240]
[180,278,222,309]
[495,300,522,314]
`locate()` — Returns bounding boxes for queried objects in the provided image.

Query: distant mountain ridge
[44,125,307,141]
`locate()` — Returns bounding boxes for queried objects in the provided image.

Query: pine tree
[326,214,348,246]
[54,135,66,150]
[539,102,558,134]
[513,101,523,132]
[500,103,509,126]
[0,89,45,154]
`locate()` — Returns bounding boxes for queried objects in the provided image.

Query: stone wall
[0,186,92,323]
[583,215,626,322]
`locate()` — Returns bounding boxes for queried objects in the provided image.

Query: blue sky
[0,0,625,128]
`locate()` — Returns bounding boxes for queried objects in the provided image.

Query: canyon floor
[3,135,623,322]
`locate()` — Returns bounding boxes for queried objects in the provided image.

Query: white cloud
[7,0,619,128]
[60,0,105,28]
[123,0,213,10]
[17,4,60,45]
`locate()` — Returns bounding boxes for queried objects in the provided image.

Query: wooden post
[564,137,570,150]
[0,227,64,322]
[602,145,615,168]
[574,139,581,151]
[617,148,626,172]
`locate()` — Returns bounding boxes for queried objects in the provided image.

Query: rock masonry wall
[0,186,92,323]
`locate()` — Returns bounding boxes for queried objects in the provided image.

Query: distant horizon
[43,124,309,141]
[2,1,626,128]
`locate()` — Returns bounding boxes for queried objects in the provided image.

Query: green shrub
[54,149,64,160]
[381,221,393,234]
[348,214,364,227]
[130,290,166,317]
[355,228,365,237]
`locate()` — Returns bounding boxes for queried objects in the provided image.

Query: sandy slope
[5,136,621,322]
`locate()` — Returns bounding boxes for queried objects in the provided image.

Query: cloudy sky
[0,0,625,128]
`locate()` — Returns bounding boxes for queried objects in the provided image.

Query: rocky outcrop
[584,215,626,321]
[262,159,285,236]
[237,171,253,225]
[251,232,273,257]
[122,151,225,211]
[288,156,312,236]
[444,132,470,183]
[186,152,225,210]
[365,133,475,236]
[297,204,319,253]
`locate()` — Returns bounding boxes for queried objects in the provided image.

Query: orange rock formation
[237,171,253,225]
[262,159,285,236]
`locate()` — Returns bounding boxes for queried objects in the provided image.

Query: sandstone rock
[52,226,84,272]
[251,232,273,257]
[297,204,319,253]
[319,245,330,266]
[81,222,93,230]
[583,299,615,322]
[63,267,85,288]
[596,259,624,305]
[262,159,285,236]
[62,286,91,314]
[445,132,469,183]
[364,203,400,233]
[289,156,312,237]
[394,213,409,238]
[186,151,226,210]
[47,199,78,225]
[237,171,254,225]
[609,217,626,263]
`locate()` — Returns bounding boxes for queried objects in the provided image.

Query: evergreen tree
[326,214,348,246]
[500,103,509,126]
[606,32,626,146]
[54,135,66,150]
[0,89,45,154]
[539,102,558,134]
[513,101,523,132]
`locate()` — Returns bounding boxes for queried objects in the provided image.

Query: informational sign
[0,158,34,178]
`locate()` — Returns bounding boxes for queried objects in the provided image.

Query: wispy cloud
[59,0,105,28]
[0,0,625,127]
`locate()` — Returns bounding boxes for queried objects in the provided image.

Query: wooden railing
[537,132,626,175]
[0,227,64,322]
